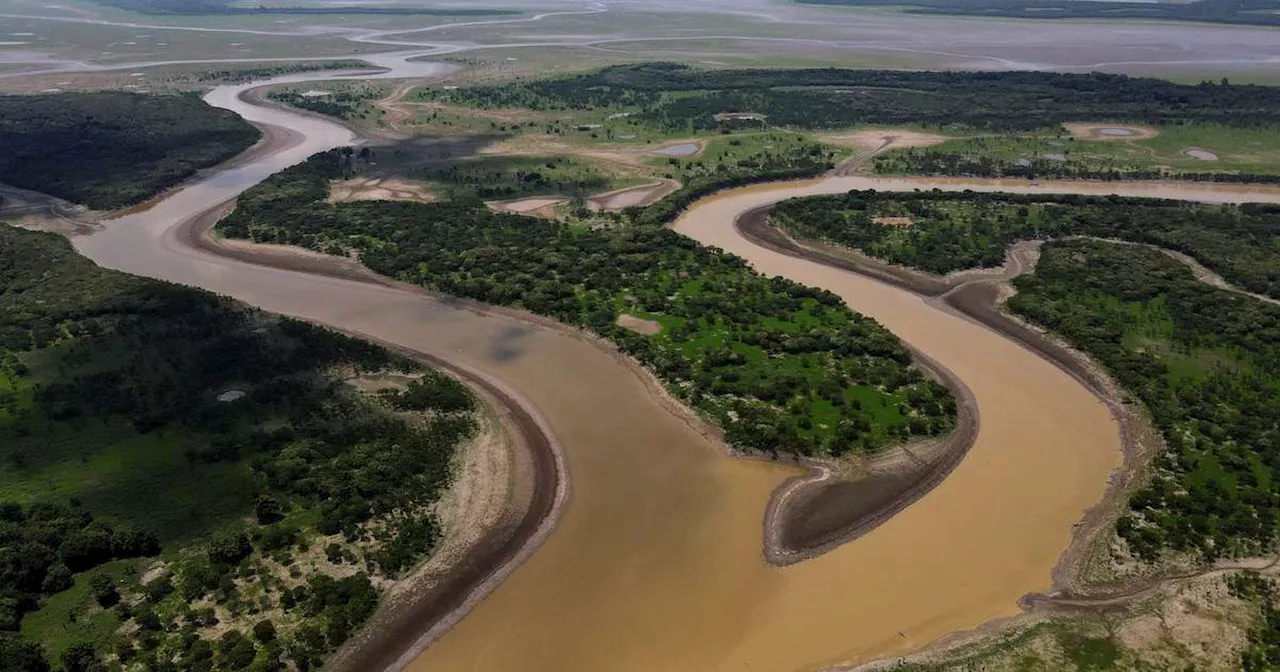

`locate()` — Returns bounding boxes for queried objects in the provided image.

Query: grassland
[218,150,956,458]
[874,123,1280,180]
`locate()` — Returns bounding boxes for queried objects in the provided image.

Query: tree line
[1,225,477,671]
[0,92,260,209]
[1009,240,1280,561]
[873,150,1280,184]
[423,63,1280,132]
[771,190,1280,299]
[219,150,956,458]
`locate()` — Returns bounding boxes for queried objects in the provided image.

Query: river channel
[69,66,1280,671]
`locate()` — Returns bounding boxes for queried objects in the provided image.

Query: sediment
[736,206,1151,579]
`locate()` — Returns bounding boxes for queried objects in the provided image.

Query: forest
[1007,240,1280,561]
[423,63,1280,132]
[798,0,1280,27]
[0,225,477,670]
[218,149,956,458]
[0,93,260,209]
[774,191,1280,561]
[771,191,1280,299]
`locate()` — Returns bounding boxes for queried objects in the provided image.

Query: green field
[875,124,1280,180]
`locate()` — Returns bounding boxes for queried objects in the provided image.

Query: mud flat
[654,141,701,157]
[586,180,677,210]
[1066,123,1159,141]
[487,196,566,215]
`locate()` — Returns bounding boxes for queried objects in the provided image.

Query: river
[69,67,1280,672]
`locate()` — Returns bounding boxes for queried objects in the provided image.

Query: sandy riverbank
[738,208,1151,581]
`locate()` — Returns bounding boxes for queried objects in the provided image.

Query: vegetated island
[0,222,484,671]
[795,0,1280,28]
[420,63,1280,186]
[763,190,1280,669]
[422,63,1280,133]
[218,149,957,463]
[0,93,261,210]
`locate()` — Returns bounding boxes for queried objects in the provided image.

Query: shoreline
[60,75,1280,669]
[175,198,571,672]
[735,208,1173,669]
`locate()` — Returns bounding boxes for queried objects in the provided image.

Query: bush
[253,619,276,643]
[89,573,119,608]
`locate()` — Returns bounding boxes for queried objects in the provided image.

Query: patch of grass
[21,560,133,661]
[876,123,1280,178]
[1058,633,1122,671]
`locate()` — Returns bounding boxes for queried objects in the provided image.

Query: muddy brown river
[66,68,1280,671]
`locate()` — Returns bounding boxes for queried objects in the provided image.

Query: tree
[253,619,277,643]
[0,632,49,672]
[59,644,101,672]
[40,564,73,594]
[254,497,284,525]
[217,630,257,670]
[208,532,251,565]
[88,573,119,608]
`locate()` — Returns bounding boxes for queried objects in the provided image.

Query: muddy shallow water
[68,65,1280,672]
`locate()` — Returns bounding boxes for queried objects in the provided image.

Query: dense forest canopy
[797,0,1280,27]
[774,191,1280,561]
[772,191,1280,299]
[0,92,260,209]
[424,63,1280,132]
[219,150,956,458]
[0,226,476,670]
[1009,240,1280,561]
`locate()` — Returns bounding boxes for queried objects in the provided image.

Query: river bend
[67,68,1280,671]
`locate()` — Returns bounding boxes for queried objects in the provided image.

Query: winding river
[67,66,1280,672]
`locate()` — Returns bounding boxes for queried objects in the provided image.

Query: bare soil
[1065,123,1160,142]
[615,313,662,335]
[486,196,566,218]
[587,180,679,211]
[327,176,435,204]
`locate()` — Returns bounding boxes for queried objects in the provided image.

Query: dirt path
[1069,235,1280,308]
[373,81,420,136]
[823,129,954,176]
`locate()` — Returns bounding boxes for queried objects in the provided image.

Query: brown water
[68,71,1280,670]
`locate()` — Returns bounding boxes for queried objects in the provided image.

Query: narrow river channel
[69,65,1280,672]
